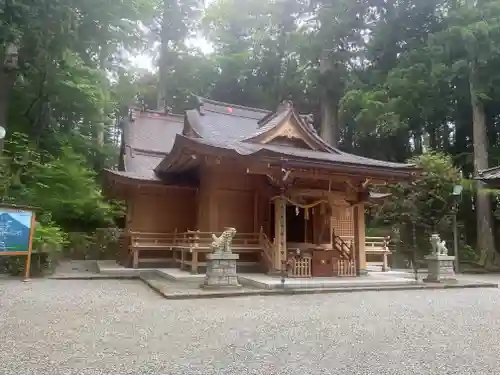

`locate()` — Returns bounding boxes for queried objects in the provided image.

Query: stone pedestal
[201,252,241,289]
[424,255,456,283]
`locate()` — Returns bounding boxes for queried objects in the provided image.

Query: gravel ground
[1,277,500,375]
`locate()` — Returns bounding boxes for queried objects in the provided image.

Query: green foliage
[64,229,122,260]
[1,134,120,231]
[32,213,68,252]
[371,152,462,257]
[0,0,150,262]
[4,0,500,267]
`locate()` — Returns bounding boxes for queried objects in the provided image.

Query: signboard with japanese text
[0,205,36,279]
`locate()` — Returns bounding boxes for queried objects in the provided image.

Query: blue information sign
[0,208,34,253]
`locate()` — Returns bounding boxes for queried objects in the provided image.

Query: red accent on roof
[227,107,233,113]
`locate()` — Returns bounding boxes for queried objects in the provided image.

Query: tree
[374,152,462,257]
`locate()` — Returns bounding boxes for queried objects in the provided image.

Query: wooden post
[23,213,36,281]
[304,208,307,243]
[191,250,198,274]
[132,249,139,269]
[329,203,334,247]
[253,190,259,232]
[382,252,388,272]
[353,204,361,276]
[352,203,366,276]
[273,196,287,271]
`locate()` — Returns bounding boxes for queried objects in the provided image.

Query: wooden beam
[246,165,374,184]
[245,162,413,184]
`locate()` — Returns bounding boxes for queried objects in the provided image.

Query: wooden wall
[197,166,260,233]
[127,185,197,233]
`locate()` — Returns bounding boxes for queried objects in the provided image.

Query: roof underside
[107,98,417,184]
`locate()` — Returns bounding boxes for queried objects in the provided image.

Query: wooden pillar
[273,196,287,270]
[253,190,259,232]
[358,203,366,273]
[132,249,139,269]
[352,203,366,276]
[191,251,198,274]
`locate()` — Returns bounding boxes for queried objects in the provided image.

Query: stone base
[424,255,456,283]
[201,252,241,289]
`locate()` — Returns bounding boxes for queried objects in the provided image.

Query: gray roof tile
[119,109,183,179]
[478,166,500,180]
[182,136,413,170]
[124,111,184,153]
[109,99,415,182]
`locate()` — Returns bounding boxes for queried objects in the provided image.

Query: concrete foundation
[424,255,456,283]
[202,252,241,289]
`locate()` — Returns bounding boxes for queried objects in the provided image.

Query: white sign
[0,126,5,140]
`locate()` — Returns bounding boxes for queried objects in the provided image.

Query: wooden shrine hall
[104,97,418,277]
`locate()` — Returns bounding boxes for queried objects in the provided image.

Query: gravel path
[1,277,500,375]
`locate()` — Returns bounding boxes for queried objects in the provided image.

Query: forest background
[1,0,499,270]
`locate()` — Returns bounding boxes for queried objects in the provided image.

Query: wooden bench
[127,231,178,268]
[365,236,391,272]
[125,230,265,272]
[341,236,391,272]
[172,231,263,274]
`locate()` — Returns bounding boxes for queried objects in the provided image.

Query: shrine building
[104,97,418,277]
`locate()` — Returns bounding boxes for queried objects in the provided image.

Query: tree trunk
[157,0,171,111]
[0,69,17,153]
[319,52,338,146]
[320,99,338,147]
[470,59,496,268]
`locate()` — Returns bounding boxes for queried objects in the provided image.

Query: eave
[155,135,419,182]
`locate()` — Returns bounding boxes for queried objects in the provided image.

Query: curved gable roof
[183,97,339,153]
[108,98,417,183]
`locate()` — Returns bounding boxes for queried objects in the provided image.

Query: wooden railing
[342,235,391,272]
[289,256,312,278]
[174,230,261,249]
[365,236,391,271]
[332,235,353,259]
[124,230,263,270]
[258,230,275,272]
[334,259,356,276]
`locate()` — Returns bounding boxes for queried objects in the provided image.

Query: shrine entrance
[269,202,314,244]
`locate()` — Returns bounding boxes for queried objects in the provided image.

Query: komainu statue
[437,240,448,255]
[430,233,448,256]
[210,227,237,253]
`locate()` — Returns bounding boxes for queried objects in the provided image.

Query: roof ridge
[129,148,167,157]
[202,106,269,121]
[479,165,500,174]
[257,101,291,126]
[130,107,184,118]
[196,96,271,114]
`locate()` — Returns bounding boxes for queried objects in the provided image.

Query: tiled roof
[116,109,183,179]
[477,166,500,180]
[188,97,340,153]
[108,98,416,182]
[181,97,412,170]
[123,110,184,153]
[160,135,414,173]
[186,96,272,141]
